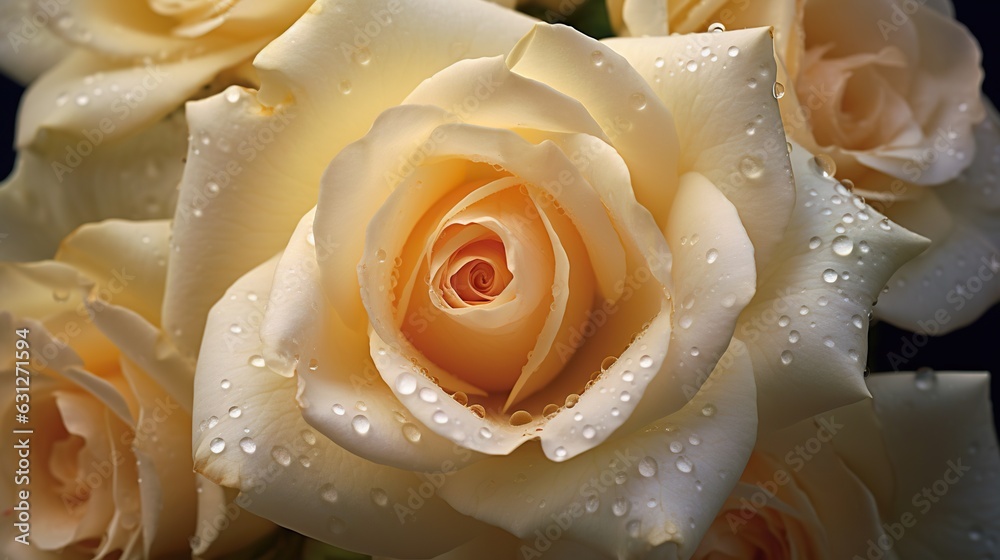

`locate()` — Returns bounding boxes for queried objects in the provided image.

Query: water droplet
[812,154,837,178]
[271,446,292,466]
[708,22,726,32]
[338,80,352,94]
[612,497,630,517]
[352,415,371,435]
[555,447,568,459]
[510,410,533,426]
[739,156,764,179]
[747,77,758,89]
[320,484,338,503]
[728,46,740,57]
[582,425,597,439]
[469,404,486,418]
[639,355,654,368]
[396,373,417,395]
[630,92,647,111]
[248,355,265,368]
[832,236,854,256]
[914,367,936,391]
[879,219,892,231]
[432,410,448,424]
[686,60,699,72]
[228,406,242,418]
[354,47,372,65]
[220,379,231,390]
[669,441,684,453]
[239,437,256,453]
[210,438,225,454]
[622,370,635,383]
[207,416,219,429]
[332,403,345,415]
[772,82,785,99]
[75,94,90,106]
[823,269,839,283]
[675,456,693,473]
[585,495,600,513]
[627,519,641,538]
[402,423,421,442]
[371,488,389,506]
[419,387,438,403]
[689,435,701,445]
[701,404,716,417]
[706,248,719,264]
[225,89,241,103]
[620,391,631,402]
[788,330,800,344]
[781,350,793,365]
[809,236,822,250]
[778,315,791,327]
[591,50,605,67]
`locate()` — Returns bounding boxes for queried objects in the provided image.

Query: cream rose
[174,0,927,557]
[0,220,271,558]
[608,0,1000,333]
[0,0,314,261]
[693,370,1000,560]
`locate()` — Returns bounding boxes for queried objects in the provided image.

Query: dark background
[0,1,997,418]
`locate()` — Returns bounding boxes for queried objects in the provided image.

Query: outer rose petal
[0,111,186,262]
[737,142,928,430]
[863,372,1000,558]
[164,0,537,358]
[0,0,72,83]
[436,341,756,560]
[604,27,796,270]
[192,256,489,558]
[877,100,1000,333]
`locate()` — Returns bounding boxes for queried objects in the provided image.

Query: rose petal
[193,256,488,558]
[604,27,796,270]
[508,24,681,230]
[164,0,536,358]
[877,102,1000,333]
[862,371,1000,558]
[0,0,71,83]
[260,209,479,471]
[436,340,756,560]
[0,111,186,262]
[738,142,928,431]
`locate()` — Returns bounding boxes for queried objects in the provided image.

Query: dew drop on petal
[823,269,839,283]
[432,410,448,424]
[582,425,597,439]
[320,484,338,503]
[612,497,630,517]
[210,438,225,454]
[772,82,785,99]
[271,446,292,466]
[706,249,719,264]
[371,488,388,507]
[781,350,793,365]
[239,437,256,454]
[675,456,693,473]
[248,355,266,368]
[228,406,242,418]
[402,423,422,442]
[352,415,371,435]
[701,404,716,417]
[396,373,417,395]
[728,46,740,57]
[418,387,438,403]
[509,410,533,426]
[812,154,837,178]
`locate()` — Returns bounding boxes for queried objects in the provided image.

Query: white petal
[604,27,797,270]
[192,256,489,558]
[877,101,1000,333]
[739,142,928,431]
[437,341,756,560]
